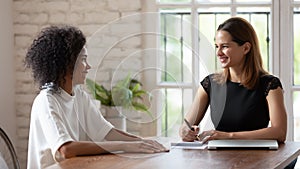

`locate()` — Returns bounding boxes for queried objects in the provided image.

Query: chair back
[0,128,20,169]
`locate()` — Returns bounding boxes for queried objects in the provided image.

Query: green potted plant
[86,75,153,118]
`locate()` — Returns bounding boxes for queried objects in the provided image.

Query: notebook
[170,141,207,149]
[207,139,279,150]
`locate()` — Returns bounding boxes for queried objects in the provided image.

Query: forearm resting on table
[227,126,286,143]
[58,141,114,159]
[58,140,143,159]
[58,128,168,159]
[105,128,142,141]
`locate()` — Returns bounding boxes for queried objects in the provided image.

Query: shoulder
[200,74,212,86]
[30,89,62,121]
[261,74,280,82]
[260,75,282,88]
[73,85,84,96]
[33,89,57,105]
[201,74,215,83]
[32,89,70,113]
[73,85,94,106]
[260,75,283,96]
[73,85,91,99]
[200,74,217,94]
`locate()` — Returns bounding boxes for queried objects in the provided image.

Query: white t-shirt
[27,85,113,169]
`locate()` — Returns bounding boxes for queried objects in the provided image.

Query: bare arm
[58,140,167,159]
[58,141,112,158]
[58,128,168,159]
[199,87,287,143]
[105,128,142,141]
[180,85,209,141]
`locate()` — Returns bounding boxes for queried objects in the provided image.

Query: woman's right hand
[180,125,200,142]
[122,140,169,153]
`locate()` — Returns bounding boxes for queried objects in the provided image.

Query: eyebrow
[215,42,235,45]
[215,43,228,46]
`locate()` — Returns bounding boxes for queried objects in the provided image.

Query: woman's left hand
[197,130,232,143]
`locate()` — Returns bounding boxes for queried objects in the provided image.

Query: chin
[73,80,85,85]
[221,64,228,68]
[78,80,85,85]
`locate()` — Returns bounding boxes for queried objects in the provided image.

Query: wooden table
[46,141,300,169]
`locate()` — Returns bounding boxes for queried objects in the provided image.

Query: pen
[184,118,195,131]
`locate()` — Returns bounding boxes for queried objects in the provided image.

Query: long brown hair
[213,17,268,89]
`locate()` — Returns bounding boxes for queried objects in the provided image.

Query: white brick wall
[13,0,144,168]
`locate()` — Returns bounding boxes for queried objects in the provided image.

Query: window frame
[142,0,295,140]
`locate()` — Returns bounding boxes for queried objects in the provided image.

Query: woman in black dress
[180,17,296,168]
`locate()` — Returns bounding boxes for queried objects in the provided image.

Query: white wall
[0,0,16,144]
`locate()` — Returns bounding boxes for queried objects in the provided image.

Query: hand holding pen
[183,119,213,143]
[181,118,200,142]
[184,119,195,131]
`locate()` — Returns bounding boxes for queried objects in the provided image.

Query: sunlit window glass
[197,0,230,3]
[293,92,300,141]
[198,8,230,73]
[237,7,271,71]
[160,9,192,83]
[161,89,192,137]
[235,0,271,3]
[158,0,191,3]
[294,8,300,85]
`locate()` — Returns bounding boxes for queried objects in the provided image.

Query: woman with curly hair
[25,25,168,169]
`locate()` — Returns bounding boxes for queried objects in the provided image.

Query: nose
[86,62,91,70]
[216,48,224,57]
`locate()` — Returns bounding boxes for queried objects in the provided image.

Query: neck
[61,84,73,96]
[60,75,73,96]
[229,68,241,83]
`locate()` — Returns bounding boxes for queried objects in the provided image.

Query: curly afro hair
[25,25,86,91]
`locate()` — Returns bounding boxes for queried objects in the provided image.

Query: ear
[243,42,251,55]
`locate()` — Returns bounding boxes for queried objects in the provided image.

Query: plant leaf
[131,83,140,92]
[86,76,152,114]
[129,79,142,89]
[86,78,113,106]
[132,102,153,119]
[111,86,132,106]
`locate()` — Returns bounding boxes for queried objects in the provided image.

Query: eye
[222,45,229,49]
[82,57,87,62]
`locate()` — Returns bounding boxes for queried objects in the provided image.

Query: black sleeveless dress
[200,74,282,132]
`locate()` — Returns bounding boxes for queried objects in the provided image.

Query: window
[293,0,300,141]
[153,0,273,137]
[143,0,297,141]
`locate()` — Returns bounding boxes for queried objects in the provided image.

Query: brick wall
[13,0,144,168]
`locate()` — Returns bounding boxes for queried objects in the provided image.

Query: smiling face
[215,30,250,70]
[72,46,91,85]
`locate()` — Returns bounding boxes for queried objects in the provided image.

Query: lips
[219,57,228,63]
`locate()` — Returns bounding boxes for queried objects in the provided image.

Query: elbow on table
[58,142,76,159]
[277,136,286,143]
[276,129,287,143]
